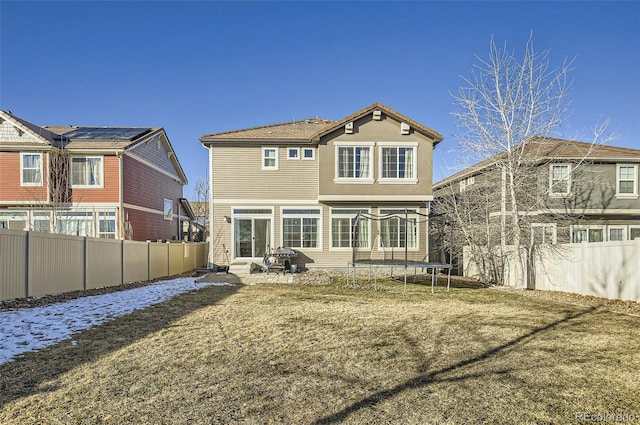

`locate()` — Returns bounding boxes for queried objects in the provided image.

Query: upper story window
[335,143,374,183]
[71,156,103,187]
[287,148,299,160]
[616,164,638,197]
[460,176,475,192]
[379,144,417,183]
[302,148,315,160]
[21,153,43,186]
[550,164,570,196]
[262,147,279,170]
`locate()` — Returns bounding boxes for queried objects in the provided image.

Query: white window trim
[549,163,571,197]
[571,225,605,243]
[262,147,279,170]
[615,164,638,199]
[55,210,95,237]
[302,148,315,160]
[280,206,323,251]
[377,208,420,251]
[607,225,626,242]
[0,211,28,231]
[334,142,375,184]
[287,148,300,160]
[329,208,371,251]
[231,207,275,259]
[378,142,419,184]
[530,223,557,245]
[31,211,52,233]
[629,225,640,241]
[98,211,118,239]
[71,155,104,188]
[20,152,43,187]
[460,176,475,192]
[163,199,173,221]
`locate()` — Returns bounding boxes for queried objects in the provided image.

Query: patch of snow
[0,277,233,365]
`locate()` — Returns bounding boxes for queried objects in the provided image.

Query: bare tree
[190,173,210,242]
[442,34,611,286]
[21,147,73,234]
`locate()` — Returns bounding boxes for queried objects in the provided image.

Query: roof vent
[372,110,382,121]
[345,122,354,134]
[401,122,410,135]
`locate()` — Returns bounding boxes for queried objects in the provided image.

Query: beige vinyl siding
[209,204,232,266]
[211,145,318,200]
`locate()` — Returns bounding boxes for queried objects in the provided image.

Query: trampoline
[407,262,452,293]
[347,209,453,293]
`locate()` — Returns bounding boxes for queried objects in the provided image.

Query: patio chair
[262,253,285,275]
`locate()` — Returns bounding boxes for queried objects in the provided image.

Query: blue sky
[1,1,638,198]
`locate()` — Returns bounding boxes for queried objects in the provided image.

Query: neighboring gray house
[431,138,640,270]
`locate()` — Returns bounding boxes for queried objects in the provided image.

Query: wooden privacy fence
[463,239,640,302]
[0,229,209,302]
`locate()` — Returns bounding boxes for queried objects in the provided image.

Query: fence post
[83,236,88,291]
[25,230,31,299]
[120,239,125,285]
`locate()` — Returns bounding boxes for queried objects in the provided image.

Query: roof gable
[310,103,444,145]
[127,129,188,184]
[200,103,443,146]
[0,109,59,148]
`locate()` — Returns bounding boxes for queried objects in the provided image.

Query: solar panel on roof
[62,127,152,141]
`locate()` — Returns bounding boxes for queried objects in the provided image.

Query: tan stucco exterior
[318,113,435,201]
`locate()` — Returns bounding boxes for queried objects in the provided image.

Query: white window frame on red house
[20,152,43,186]
[71,156,104,188]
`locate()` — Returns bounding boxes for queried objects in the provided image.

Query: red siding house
[0,109,192,241]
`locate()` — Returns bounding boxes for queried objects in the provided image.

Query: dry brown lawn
[1,275,638,424]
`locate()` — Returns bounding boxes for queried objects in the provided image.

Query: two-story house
[0,109,193,241]
[200,103,443,270]
[431,137,640,269]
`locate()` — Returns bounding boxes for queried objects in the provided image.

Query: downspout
[177,201,181,241]
[207,143,215,268]
[118,152,124,239]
